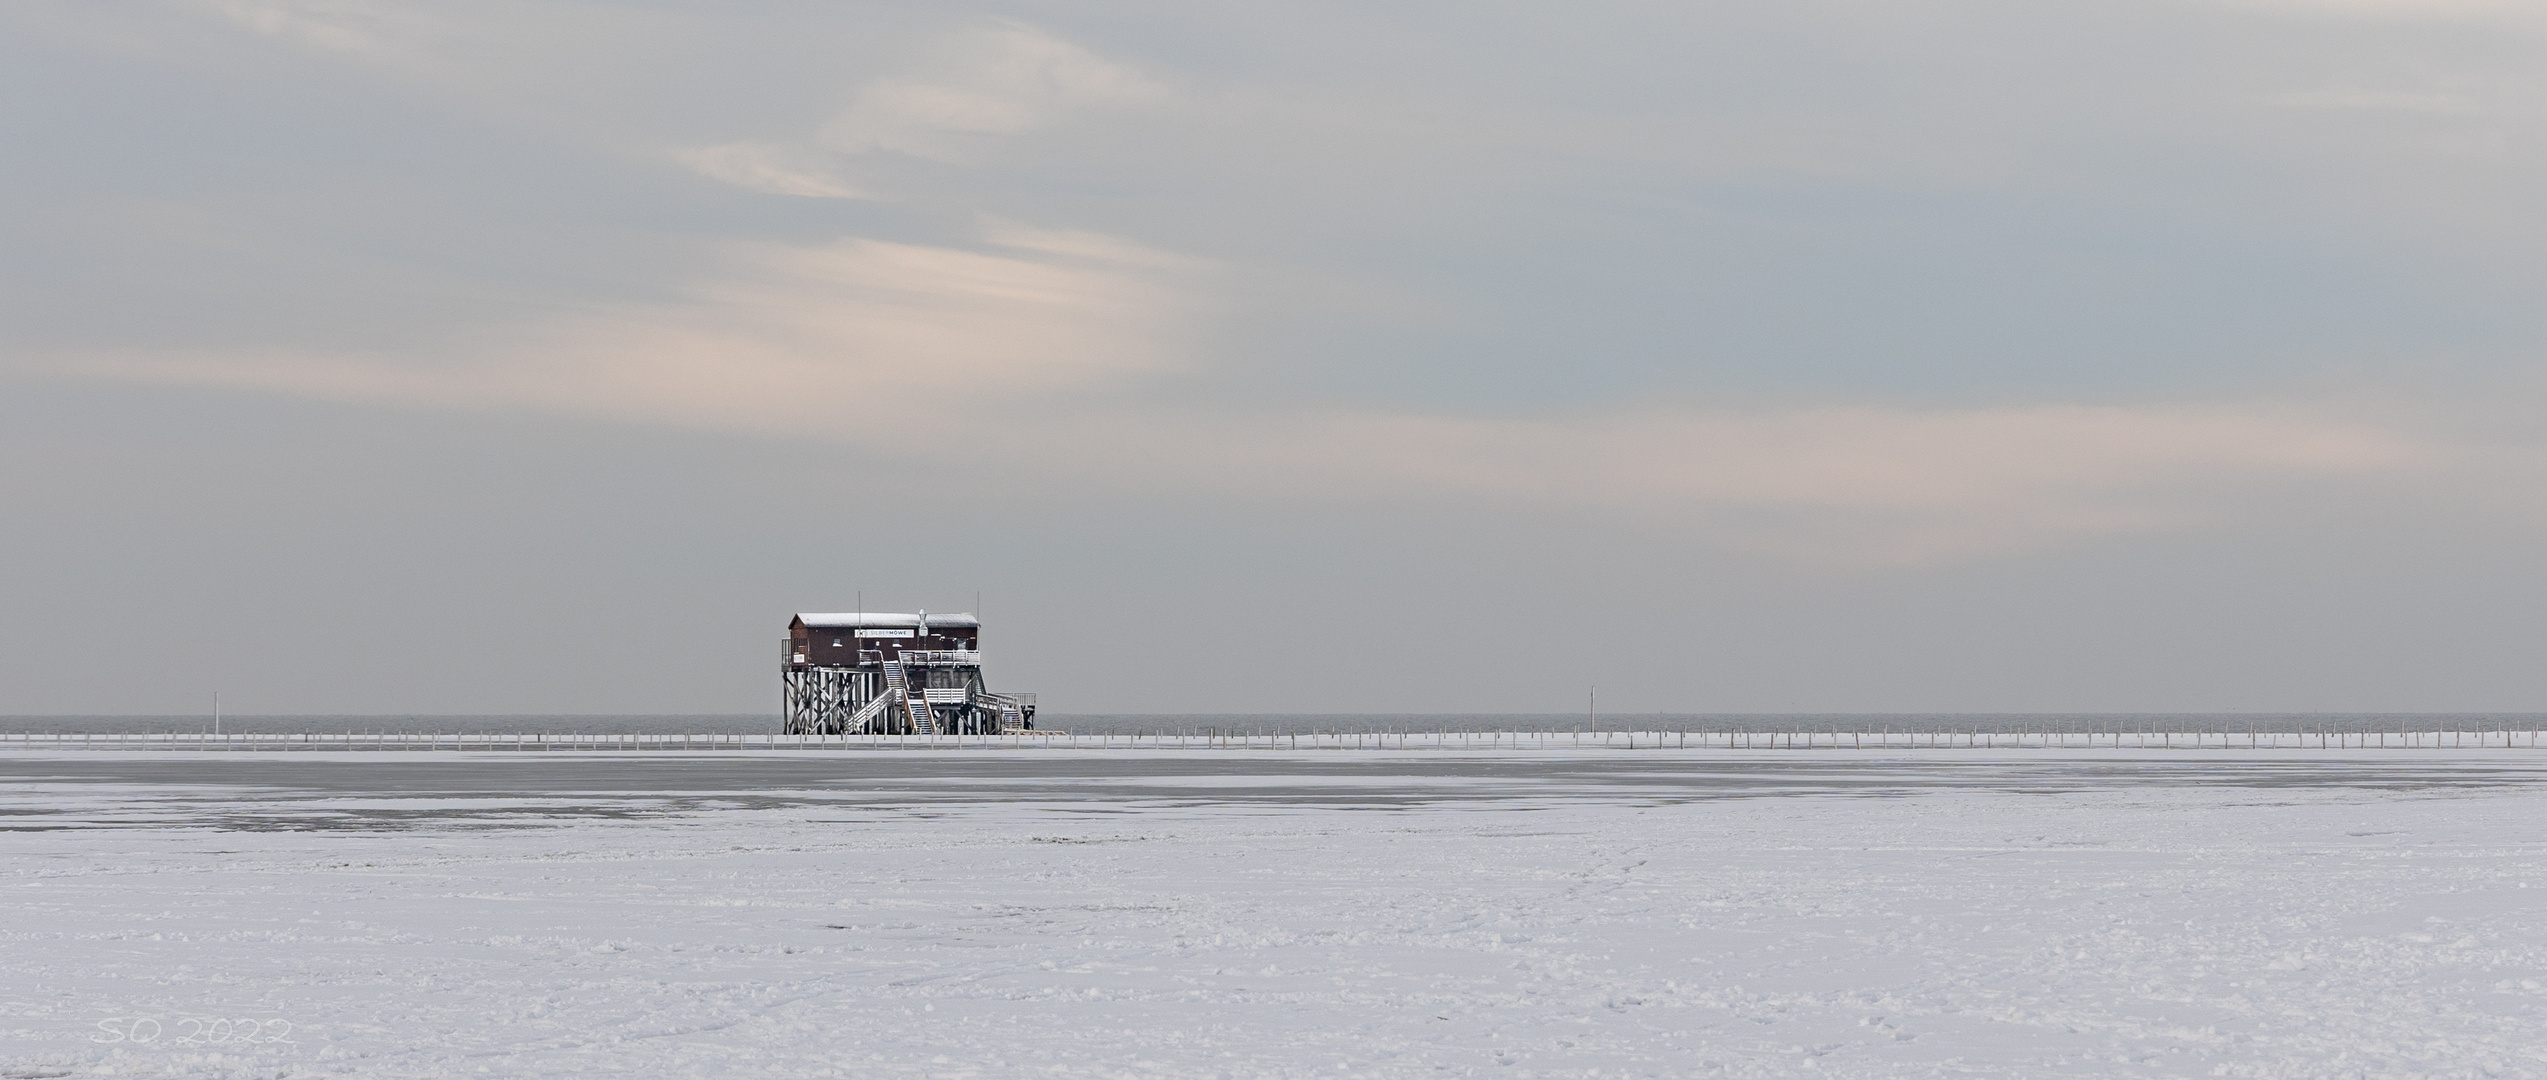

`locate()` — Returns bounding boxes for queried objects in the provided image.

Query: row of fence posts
[3,725,2543,751]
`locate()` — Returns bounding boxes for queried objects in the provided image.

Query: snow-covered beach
[5,749,2545,1078]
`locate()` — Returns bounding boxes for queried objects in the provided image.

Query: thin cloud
[978,217,1202,270]
[819,21,1165,161]
[76,225,1193,438]
[19,3,2512,566]
[670,143,868,199]
[203,0,422,60]
[994,403,2436,564]
[663,21,1165,198]
[58,219,2438,565]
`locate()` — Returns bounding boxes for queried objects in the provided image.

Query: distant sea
[4,714,2543,737]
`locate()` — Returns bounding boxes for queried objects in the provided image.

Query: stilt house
[781,611,1036,735]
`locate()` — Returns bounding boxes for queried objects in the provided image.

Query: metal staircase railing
[883,661,933,734]
[846,692,891,732]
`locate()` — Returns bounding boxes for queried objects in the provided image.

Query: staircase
[883,661,933,734]
[978,691,1030,733]
[846,692,890,733]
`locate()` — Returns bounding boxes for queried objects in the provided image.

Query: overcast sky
[6,0,2547,716]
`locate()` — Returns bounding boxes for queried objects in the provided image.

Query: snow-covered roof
[794,612,980,629]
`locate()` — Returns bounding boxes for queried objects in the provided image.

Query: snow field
[2,750,2545,1078]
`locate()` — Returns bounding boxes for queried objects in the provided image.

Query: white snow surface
[4,748,2546,1078]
